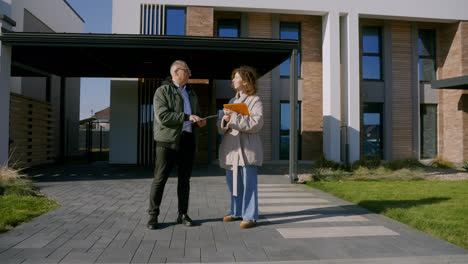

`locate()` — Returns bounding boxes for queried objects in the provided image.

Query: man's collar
[172,82,189,91]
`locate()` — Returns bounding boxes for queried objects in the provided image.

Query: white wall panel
[109,80,138,164]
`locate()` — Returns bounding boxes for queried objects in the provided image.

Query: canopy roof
[0,32,299,79]
[431,75,468,90]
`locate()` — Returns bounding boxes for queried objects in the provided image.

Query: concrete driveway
[0,163,467,264]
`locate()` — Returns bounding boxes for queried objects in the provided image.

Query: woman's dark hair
[231,66,258,95]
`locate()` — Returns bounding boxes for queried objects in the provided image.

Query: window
[420,104,437,158]
[165,7,185,36]
[362,26,382,80]
[363,103,383,158]
[419,30,436,82]
[280,101,301,160]
[280,22,301,77]
[218,19,240,37]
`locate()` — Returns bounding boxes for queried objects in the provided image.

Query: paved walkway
[0,163,467,264]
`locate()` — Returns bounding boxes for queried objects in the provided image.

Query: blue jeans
[226,166,258,221]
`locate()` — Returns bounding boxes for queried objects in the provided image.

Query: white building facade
[0,0,83,166]
[109,0,468,165]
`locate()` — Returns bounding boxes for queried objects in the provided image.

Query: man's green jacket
[153,80,201,150]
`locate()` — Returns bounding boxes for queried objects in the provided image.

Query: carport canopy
[0,32,299,79]
[431,75,468,90]
[1,31,301,182]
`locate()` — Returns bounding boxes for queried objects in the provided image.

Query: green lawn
[306,180,468,250]
[1,167,59,233]
[0,195,59,233]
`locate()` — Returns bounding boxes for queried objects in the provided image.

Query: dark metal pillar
[289,49,298,183]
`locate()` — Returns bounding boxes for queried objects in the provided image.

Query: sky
[66,0,113,120]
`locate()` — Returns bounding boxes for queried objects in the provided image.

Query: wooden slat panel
[9,93,55,167]
[391,21,413,159]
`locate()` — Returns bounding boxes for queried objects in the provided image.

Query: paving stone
[0,256,25,264]
[59,248,103,264]
[0,247,23,257]
[96,247,137,263]
[277,226,399,238]
[263,245,320,261]
[185,239,216,249]
[44,245,73,262]
[201,248,235,263]
[15,248,55,259]
[131,240,155,263]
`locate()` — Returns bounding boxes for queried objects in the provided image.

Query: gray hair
[170,60,187,76]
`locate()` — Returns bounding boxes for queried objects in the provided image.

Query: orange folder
[223,103,250,116]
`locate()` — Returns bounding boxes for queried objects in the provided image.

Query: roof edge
[62,0,85,23]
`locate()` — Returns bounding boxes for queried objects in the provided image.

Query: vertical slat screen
[137,78,160,166]
[140,4,162,35]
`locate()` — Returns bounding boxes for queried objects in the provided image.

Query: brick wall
[280,15,323,160]
[391,21,414,159]
[462,22,468,161]
[437,21,468,163]
[186,7,214,37]
[248,13,273,161]
[464,22,468,76]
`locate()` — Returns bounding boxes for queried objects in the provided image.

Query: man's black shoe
[176,214,193,227]
[147,215,158,230]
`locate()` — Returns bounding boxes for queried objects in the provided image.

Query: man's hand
[222,114,231,123]
[189,115,201,123]
[197,119,207,127]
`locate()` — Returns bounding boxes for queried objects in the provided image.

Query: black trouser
[148,132,195,217]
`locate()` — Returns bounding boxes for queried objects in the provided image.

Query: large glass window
[363,103,383,158]
[419,29,436,82]
[420,104,437,158]
[165,7,185,36]
[280,101,301,160]
[280,22,301,77]
[218,19,240,37]
[362,26,382,80]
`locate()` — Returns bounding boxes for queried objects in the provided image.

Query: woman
[217,66,263,229]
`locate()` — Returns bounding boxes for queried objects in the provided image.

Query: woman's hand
[223,108,233,123]
[223,108,234,116]
[223,114,231,123]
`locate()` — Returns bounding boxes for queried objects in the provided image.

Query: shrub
[383,158,425,170]
[0,167,36,196]
[314,155,342,170]
[351,157,381,170]
[463,161,468,171]
[429,157,455,169]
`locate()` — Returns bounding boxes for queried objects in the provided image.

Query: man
[148,60,206,229]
